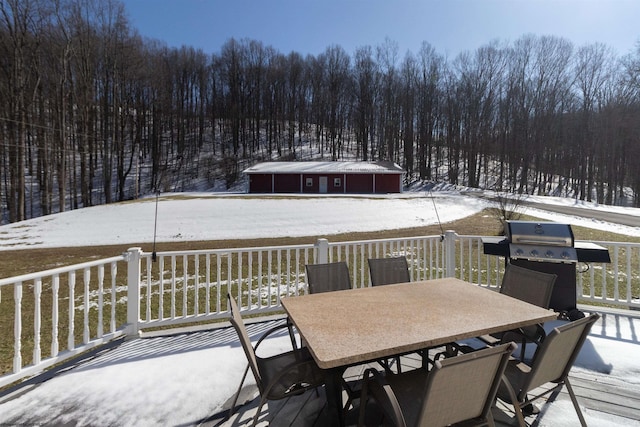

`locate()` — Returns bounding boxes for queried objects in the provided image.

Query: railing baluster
[236,252,242,307]
[33,278,42,365]
[430,239,435,279]
[589,260,605,300]
[229,252,237,308]
[159,256,165,320]
[13,281,22,373]
[284,250,290,299]
[68,272,75,351]
[110,262,117,333]
[257,250,263,308]
[360,243,366,288]
[182,255,188,318]
[476,239,482,285]
[51,274,59,357]
[613,248,620,302]
[205,254,211,315]
[613,248,619,302]
[216,253,222,313]
[194,255,200,316]
[247,251,253,307]
[98,265,104,338]
[275,250,281,306]
[171,255,177,319]
[265,250,271,306]
[83,268,91,344]
[468,239,473,282]
[145,257,151,322]
[626,246,632,303]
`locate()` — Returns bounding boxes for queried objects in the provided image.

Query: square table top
[281,278,557,369]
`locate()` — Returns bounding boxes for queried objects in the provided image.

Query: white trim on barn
[243,161,404,175]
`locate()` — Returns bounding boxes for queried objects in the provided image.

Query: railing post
[444,230,458,278]
[125,247,142,337]
[315,238,329,264]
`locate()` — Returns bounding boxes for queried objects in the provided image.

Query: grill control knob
[515,248,524,256]
[545,250,554,258]
[530,249,539,257]
[561,251,571,259]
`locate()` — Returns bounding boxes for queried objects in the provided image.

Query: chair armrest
[478,334,501,345]
[254,322,299,352]
[358,368,406,427]
[523,324,547,345]
[433,342,477,360]
[501,324,546,346]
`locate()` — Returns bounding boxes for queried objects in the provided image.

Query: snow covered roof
[243,161,404,174]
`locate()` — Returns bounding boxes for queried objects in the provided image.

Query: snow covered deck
[1,306,639,426]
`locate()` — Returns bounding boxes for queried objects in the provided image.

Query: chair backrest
[500,264,557,308]
[227,294,263,392]
[417,342,515,426]
[368,257,410,286]
[305,262,351,294]
[518,313,599,399]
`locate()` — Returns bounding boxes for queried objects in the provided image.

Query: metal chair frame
[499,313,600,427]
[227,294,325,426]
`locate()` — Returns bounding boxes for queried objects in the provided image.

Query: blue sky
[122,0,640,58]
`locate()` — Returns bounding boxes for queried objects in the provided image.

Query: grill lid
[506,221,577,263]
[506,221,574,247]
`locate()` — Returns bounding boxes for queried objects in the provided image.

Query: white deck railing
[1,231,638,388]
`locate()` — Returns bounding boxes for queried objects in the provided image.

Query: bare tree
[400,52,417,177]
[353,45,378,161]
[376,38,400,161]
[416,42,443,181]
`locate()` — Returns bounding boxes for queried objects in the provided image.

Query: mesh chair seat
[256,346,325,399]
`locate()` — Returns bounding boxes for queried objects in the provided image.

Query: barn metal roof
[243,161,404,174]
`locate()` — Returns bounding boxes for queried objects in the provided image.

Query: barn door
[319,176,328,193]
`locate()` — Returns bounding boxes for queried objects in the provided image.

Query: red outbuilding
[243,161,404,194]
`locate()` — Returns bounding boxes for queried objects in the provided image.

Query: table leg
[324,368,345,426]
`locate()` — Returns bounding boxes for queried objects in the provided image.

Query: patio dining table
[281,277,558,425]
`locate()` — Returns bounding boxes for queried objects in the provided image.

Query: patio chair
[368,256,410,286]
[498,313,600,427]
[304,261,362,407]
[357,342,516,427]
[367,256,411,372]
[305,261,352,293]
[500,263,557,308]
[227,294,325,426]
[483,264,557,360]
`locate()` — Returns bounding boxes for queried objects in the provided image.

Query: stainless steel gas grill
[482,220,611,313]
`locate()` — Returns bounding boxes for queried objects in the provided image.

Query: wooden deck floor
[204,344,640,427]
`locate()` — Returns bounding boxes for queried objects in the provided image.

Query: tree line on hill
[1,0,640,224]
